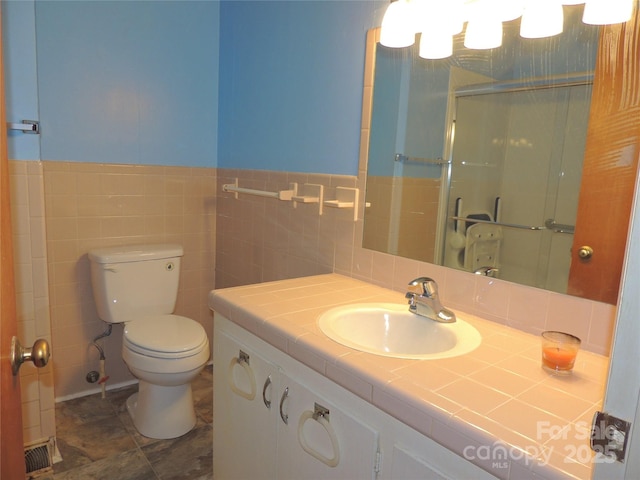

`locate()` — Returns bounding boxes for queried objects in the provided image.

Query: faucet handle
[408,277,437,297]
[474,266,499,278]
[405,291,417,310]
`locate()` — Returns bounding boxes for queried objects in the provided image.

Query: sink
[318,303,481,359]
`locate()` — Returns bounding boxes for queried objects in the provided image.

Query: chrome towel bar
[450,216,575,234]
[394,153,450,165]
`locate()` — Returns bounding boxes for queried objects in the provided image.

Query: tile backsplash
[216,168,616,356]
[9,160,614,446]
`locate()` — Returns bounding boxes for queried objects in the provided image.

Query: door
[390,445,449,480]
[591,137,640,478]
[213,328,281,480]
[276,374,379,480]
[567,10,640,304]
[0,4,26,477]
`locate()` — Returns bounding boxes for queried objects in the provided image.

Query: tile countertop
[208,274,609,480]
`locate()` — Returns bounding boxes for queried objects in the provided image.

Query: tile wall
[215,169,361,288]
[363,175,440,262]
[41,161,217,400]
[215,168,616,357]
[9,160,55,446]
[10,157,615,447]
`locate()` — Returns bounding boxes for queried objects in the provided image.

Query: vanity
[209,274,608,479]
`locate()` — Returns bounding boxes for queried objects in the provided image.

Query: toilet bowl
[88,244,210,439]
[122,314,209,439]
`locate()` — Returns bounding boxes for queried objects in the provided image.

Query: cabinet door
[390,444,450,480]
[276,374,380,480]
[214,330,281,480]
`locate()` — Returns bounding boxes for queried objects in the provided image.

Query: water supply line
[90,324,112,399]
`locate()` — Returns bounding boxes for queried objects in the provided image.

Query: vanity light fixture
[463,15,503,49]
[379,0,416,48]
[583,0,636,25]
[379,0,636,58]
[419,30,453,59]
[520,0,565,38]
[414,0,463,58]
[493,0,525,22]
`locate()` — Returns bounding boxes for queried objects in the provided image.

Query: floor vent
[24,439,54,478]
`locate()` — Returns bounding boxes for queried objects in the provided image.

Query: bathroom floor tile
[141,422,213,479]
[52,448,156,480]
[54,414,138,472]
[51,365,213,479]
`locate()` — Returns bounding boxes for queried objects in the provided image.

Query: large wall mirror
[361,5,640,305]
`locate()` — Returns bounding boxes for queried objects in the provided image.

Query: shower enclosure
[442,79,592,293]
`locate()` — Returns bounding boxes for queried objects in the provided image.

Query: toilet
[88,244,210,439]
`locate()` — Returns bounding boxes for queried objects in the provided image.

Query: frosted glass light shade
[419,31,453,59]
[583,0,635,25]
[494,0,525,22]
[464,17,503,49]
[520,1,564,38]
[436,0,465,35]
[414,0,464,36]
[380,1,416,48]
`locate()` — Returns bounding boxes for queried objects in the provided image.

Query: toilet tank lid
[88,244,183,264]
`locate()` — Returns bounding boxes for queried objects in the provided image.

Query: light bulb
[414,0,465,36]
[419,31,454,59]
[583,0,635,25]
[380,1,416,48]
[464,16,503,49]
[492,0,525,22]
[520,1,564,38]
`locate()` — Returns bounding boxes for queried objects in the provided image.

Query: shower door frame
[437,74,593,289]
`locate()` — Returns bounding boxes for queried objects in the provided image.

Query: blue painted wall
[3,0,40,160]
[3,0,219,167]
[0,2,601,175]
[217,0,386,176]
[4,0,385,173]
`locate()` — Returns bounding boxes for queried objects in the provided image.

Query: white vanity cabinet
[214,328,282,479]
[275,374,380,479]
[214,320,379,479]
[214,314,495,480]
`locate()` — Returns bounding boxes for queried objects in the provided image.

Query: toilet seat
[124,314,208,359]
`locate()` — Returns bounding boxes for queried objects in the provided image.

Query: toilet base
[126,380,196,439]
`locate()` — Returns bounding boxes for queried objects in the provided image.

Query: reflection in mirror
[444,81,591,294]
[362,6,639,304]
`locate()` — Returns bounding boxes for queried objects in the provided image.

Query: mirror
[362,5,640,305]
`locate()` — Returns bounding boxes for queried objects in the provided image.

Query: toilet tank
[88,244,183,323]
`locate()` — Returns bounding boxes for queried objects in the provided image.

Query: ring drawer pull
[262,375,272,409]
[298,403,340,468]
[227,350,256,401]
[280,387,289,424]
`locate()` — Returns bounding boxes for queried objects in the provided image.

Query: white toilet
[88,244,210,439]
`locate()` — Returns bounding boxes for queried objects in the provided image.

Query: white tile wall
[9,160,55,445]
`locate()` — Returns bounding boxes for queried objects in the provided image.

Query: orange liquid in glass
[542,346,577,371]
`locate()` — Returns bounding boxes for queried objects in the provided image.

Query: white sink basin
[318,303,481,359]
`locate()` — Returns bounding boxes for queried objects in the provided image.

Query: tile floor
[41,365,213,480]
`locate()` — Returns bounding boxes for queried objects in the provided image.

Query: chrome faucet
[473,266,499,277]
[405,277,456,323]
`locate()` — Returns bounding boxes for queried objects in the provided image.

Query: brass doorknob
[578,246,594,259]
[11,337,51,376]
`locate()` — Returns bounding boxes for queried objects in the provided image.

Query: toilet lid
[124,314,208,358]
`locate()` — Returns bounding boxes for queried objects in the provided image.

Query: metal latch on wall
[7,120,40,134]
[590,411,631,462]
